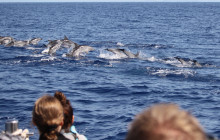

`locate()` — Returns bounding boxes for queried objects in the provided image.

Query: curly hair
[54,91,73,133]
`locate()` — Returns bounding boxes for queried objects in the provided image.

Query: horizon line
[1,1,220,2]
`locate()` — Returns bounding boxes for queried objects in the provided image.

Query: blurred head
[32,95,64,140]
[126,103,206,140]
[54,91,74,133]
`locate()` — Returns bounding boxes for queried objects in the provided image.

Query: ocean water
[0,2,220,140]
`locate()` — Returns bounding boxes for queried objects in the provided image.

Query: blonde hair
[32,95,64,140]
[126,103,206,140]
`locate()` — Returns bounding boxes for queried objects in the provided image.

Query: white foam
[41,48,49,54]
[147,56,157,62]
[116,42,124,47]
[150,68,194,77]
[99,52,127,59]
[154,45,160,48]
[62,53,67,57]
[30,54,45,57]
[98,49,127,60]
[40,56,56,61]
[26,46,42,50]
[161,58,185,67]
[26,60,38,63]
[140,54,158,62]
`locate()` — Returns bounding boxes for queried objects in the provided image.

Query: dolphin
[4,41,14,47]
[106,48,139,58]
[60,36,94,57]
[47,40,63,55]
[6,40,30,47]
[63,35,69,41]
[61,36,77,48]
[43,36,76,55]
[0,36,14,46]
[14,40,29,47]
[66,44,94,57]
[174,57,202,67]
[174,57,188,65]
[29,38,42,45]
[41,39,61,55]
[43,36,94,57]
[119,49,140,58]
[192,60,202,67]
[105,48,127,57]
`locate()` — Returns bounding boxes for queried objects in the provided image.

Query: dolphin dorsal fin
[64,35,69,40]
[135,51,140,57]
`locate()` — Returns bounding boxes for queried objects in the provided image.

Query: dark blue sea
[0,2,220,140]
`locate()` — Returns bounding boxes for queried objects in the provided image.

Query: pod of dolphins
[43,36,95,57]
[0,35,205,67]
[0,36,42,47]
[0,35,95,58]
[0,35,139,59]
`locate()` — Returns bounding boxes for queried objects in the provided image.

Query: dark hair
[54,91,73,132]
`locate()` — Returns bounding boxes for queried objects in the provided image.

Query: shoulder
[60,132,87,140]
[58,133,73,140]
[76,133,87,140]
[62,133,76,140]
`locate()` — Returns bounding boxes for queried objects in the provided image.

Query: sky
[1,0,220,2]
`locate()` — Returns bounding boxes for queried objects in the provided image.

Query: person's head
[54,91,74,133]
[32,95,64,140]
[126,103,206,140]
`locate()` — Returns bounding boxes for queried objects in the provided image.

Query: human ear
[72,115,75,124]
[60,120,64,126]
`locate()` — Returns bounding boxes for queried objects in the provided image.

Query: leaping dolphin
[47,40,63,55]
[106,48,139,58]
[44,36,76,55]
[42,36,94,57]
[6,40,30,47]
[0,36,14,46]
[61,36,77,48]
[66,44,94,57]
[61,36,94,57]
[29,38,42,45]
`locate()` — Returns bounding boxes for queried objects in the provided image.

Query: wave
[99,51,127,60]
[40,56,57,61]
[146,67,195,78]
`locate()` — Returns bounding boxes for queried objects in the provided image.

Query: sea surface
[0,2,220,140]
